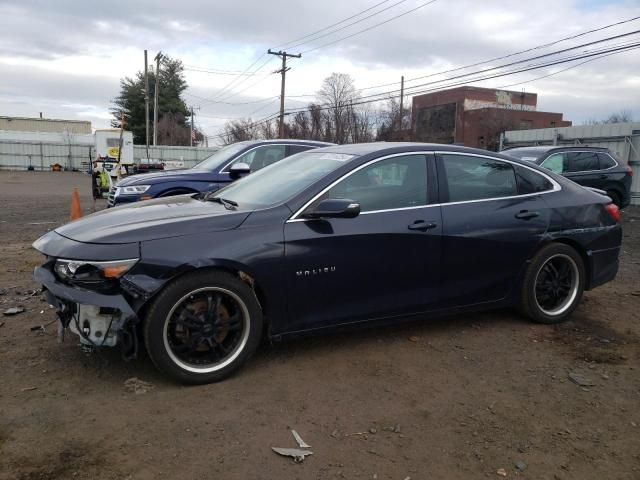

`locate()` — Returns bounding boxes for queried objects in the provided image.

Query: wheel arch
[540,237,592,290]
[141,260,269,322]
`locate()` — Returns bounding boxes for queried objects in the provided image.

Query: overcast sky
[0,0,638,143]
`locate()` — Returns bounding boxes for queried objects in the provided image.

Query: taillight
[605,203,621,223]
[624,164,633,177]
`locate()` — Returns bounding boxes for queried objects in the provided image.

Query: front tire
[520,243,585,324]
[143,270,263,384]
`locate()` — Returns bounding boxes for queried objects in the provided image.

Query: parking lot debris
[0,288,7,295]
[3,306,25,316]
[330,429,340,438]
[21,386,37,392]
[30,319,57,334]
[124,377,154,395]
[496,468,507,476]
[369,427,377,434]
[0,321,5,328]
[568,372,594,387]
[271,447,313,463]
[291,430,311,448]
[408,336,419,342]
[515,461,527,471]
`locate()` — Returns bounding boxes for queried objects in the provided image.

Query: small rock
[369,428,377,434]
[408,336,419,342]
[3,306,25,316]
[124,377,154,395]
[496,468,507,476]
[515,461,527,471]
[568,372,594,387]
[393,424,401,433]
[330,429,340,438]
[631,422,637,428]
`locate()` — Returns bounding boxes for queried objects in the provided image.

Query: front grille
[107,186,117,207]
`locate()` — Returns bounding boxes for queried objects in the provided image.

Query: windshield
[191,143,249,171]
[503,148,547,162]
[210,151,355,208]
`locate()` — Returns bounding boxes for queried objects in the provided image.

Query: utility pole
[144,50,150,157]
[190,106,194,147]
[268,49,301,138]
[398,75,405,137]
[153,51,162,145]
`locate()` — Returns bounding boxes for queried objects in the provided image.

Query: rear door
[283,153,442,332]
[436,152,554,307]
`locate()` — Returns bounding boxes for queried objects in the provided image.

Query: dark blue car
[33,143,622,384]
[108,139,332,207]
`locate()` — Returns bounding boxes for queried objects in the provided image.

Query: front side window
[441,154,517,202]
[566,152,599,172]
[317,155,428,213]
[228,144,287,172]
[541,153,565,174]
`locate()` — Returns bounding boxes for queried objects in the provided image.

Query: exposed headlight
[54,258,138,284]
[120,185,151,195]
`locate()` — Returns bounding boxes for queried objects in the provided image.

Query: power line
[300,0,439,55]
[272,0,393,49]
[183,66,258,76]
[282,0,410,51]
[353,14,640,93]
[282,41,640,116]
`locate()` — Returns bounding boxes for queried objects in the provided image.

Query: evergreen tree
[111,56,191,145]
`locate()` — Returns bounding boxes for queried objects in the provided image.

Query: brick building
[411,86,571,150]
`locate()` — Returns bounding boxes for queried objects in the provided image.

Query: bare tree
[317,73,360,144]
[584,109,634,125]
[376,97,411,141]
[221,118,259,145]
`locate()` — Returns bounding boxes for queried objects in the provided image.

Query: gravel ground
[1,171,639,480]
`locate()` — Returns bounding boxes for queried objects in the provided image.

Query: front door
[283,153,442,333]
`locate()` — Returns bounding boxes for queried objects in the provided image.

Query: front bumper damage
[34,265,140,358]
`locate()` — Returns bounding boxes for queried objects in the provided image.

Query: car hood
[55,194,251,244]
[117,168,216,186]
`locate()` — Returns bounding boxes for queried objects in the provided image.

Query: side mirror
[229,162,251,180]
[304,198,360,219]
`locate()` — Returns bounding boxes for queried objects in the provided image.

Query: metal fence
[0,139,94,171]
[133,145,219,168]
[0,140,219,171]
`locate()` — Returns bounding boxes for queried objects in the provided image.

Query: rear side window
[515,165,553,194]
[441,154,517,202]
[288,145,313,156]
[566,152,599,172]
[598,153,617,169]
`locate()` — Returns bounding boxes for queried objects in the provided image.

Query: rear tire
[520,243,585,324]
[143,270,263,384]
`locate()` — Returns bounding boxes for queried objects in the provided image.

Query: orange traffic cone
[70,188,83,221]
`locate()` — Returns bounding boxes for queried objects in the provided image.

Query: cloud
[0,0,638,137]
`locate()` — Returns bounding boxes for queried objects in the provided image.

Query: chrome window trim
[286,150,562,223]
[541,150,619,174]
[219,143,310,173]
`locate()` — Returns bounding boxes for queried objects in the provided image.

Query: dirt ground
[1,171,639,480]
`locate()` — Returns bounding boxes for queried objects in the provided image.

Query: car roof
[505,145,609,153]
[243,139,334,146]
[310,142,523,158]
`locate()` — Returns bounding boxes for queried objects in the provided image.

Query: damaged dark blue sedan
[33,143,622,384]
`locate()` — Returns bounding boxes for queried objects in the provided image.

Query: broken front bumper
[33,266,138,349]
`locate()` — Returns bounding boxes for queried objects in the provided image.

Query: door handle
[515,210,540,220]
[408,220,437,231]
